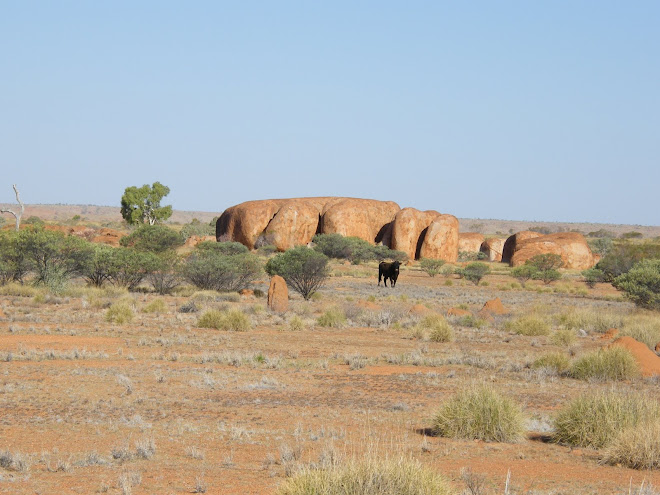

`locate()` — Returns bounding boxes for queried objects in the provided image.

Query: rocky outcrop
[480,238,505,262]
[320,198,400,244]
[267,275,288,312]
[390,208,441,260]
[217,197,400,252]
[510,232,595,269]
[419,214,459,262]
[502,231,543,263]
[458,233,485,253]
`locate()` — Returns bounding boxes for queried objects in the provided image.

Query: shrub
[266,247,329,301]
[511,264,538,288]
[533,268,562,285]
[106,301,134,324]
[461,262,490,285]
[526,253,564,271]
[505,315,550,336]
[195,241,249,256]
[582,268,605,288]
[458,251,488,262]
[143,299,167,314]
[0,231,30,284]
[183,249,262,292]
[179,219,214,241]
[587,237,613,256]
[569,347,640,381]
[553,390,660,448]
[317,308,347,328]
[197,309,250,331]
[288,316,305,331]
[82,244,116,287]
[613,259,660,310]
[433,384,525,442]
[120,225,183,253]
[312,234,406,264]
[419,258,445,278]
[602,419,660,469]
[550,329,577,347]
[531,352,570,374]
[276,456,452,495]
[417,314,454,342]
[597,242,660,281]
[106,248,160,291]
[147,252,182,295]
[457,315,486,329]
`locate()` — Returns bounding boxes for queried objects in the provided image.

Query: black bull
[378,261,401,287]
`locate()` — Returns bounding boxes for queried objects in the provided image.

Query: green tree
[0,230,30,284]
[182,248,262,292]
[461,262,490,285]
[613,259,660,310]
[265,247,329,300]
[147,251,182,295]
[120,182,173,225]
[120,225,183,253]
[524,253,563,285]
[511,264,539,288]
[582,268,605,289]
[107,248,160,290]
[82,244,116,287]
[597,242,660,282]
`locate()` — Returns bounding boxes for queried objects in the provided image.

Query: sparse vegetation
[106,300,135,324]
[602,419,660,469]
[569,347,640,381]
[460,262,491,285]
[613,259,660,310]
[419,258,445,278]
[266,247,330,301]
[505,315,551,336]
[197,309,251,331]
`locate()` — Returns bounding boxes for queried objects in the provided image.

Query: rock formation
[502,231,542,263]
[390,208,441,260]
[458,233,485,253]
[419,214,459,262]
[509,232,595,269]
[480,238,505,262]
[320,198,400,244]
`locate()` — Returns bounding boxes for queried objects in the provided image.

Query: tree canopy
[120,182,173,225]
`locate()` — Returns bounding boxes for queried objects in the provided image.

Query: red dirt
[611,336,660,377]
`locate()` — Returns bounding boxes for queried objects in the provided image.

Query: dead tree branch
[0,184,25,231]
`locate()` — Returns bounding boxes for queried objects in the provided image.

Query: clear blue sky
[1,1,658,225]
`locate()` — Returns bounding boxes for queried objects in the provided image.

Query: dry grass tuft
[569,346,640,381]
[505,315,551,336]
[197,309,251,331]
[602,419,660,469]
[531,352,570,374]
[105,300,135,324]
[433,383,525,442]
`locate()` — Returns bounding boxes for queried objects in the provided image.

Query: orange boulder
[502,231,543,263]
[390,208,441,260]
[267,275,289,313]
[321,198,400,244]
[480,238,505,262]
[419,214,459,262]
[510,233,595,269]
[265,200,321,251]
[459,233,485,253]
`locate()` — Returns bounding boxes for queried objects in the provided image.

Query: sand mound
[611,336,660,377]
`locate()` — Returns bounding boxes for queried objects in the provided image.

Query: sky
[1,1,658,225]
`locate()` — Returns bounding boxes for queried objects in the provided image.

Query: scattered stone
[267,275,289,313]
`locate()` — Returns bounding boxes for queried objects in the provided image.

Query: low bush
[569,347,640,381]
[419,258,445,278]
[183,248,261,292]
[553,390,660,448]
[531,352,570,374]
[276,456,452,495]
[106,300,134,324]
[312,234,406,264]
[550,329,577,347]
[613,259,660,310]
[460,262,490,285]
[317,307,347,328]
[417,314,454,343]
[197,309,250,331]
[602,419,660,469]
[266,247,329,301]
[505,315,550,336]
[597,242,660,281]
[120,225,184,253]
[582,268,605,288]
[433,384,525,442]
[143,299,167,314]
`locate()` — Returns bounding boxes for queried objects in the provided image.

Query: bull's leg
[378,271,382,286]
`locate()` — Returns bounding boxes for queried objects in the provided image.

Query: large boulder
[216,199,286,249]
[390,208,441,260]
[480,237,505,262]
[264,200,321,251]
[320,198,400,244]
[502,231,543,263]
[419,214,459,262]
[458,233,485,254]
[510,232,595,269]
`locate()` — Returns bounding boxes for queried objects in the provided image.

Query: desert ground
[1,259,659,495]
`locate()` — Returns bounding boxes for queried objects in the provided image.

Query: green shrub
[526,253,563,271]
[612,259,660,310]
[276,456,452,495]
[179,219,214,241]
[531,352,570,373]
[511,264,538,288]
[569,347,640,381]
[553,390,660,448]
[505,315,550,336]
[602,419,660,469]
[195,241,249,256]
[288,316,305,331]
[266,247,329,301]
[433,384,525,442]
[197,309,250,331]
[419,258,445,278]
[587,236,614,256]
[312,233,406,264]
[317,307,347,328]
[147,252,182,295]
[582,268,605,288]
[533,268,562,285]
[106,248,160,291]
[120,225,183,253]
[597,242,660,281]
[183,249,261,292]
[461,262,490,285]
[106,301,134,324]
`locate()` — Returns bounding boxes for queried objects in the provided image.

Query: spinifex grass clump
[143,298,167,314]
[602,419,660,469]
[555,307,624,334]
[550,329,577,347]
[317,307,347,328]
[105,300,134,324]
[569,346,640,381]
[417,314,454,343]
[531,352,570,374]
[505,315,550,336]
[554,390,660,449]
[197,309,250,331]
[433,384,525,442]
[276,456,452,495]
